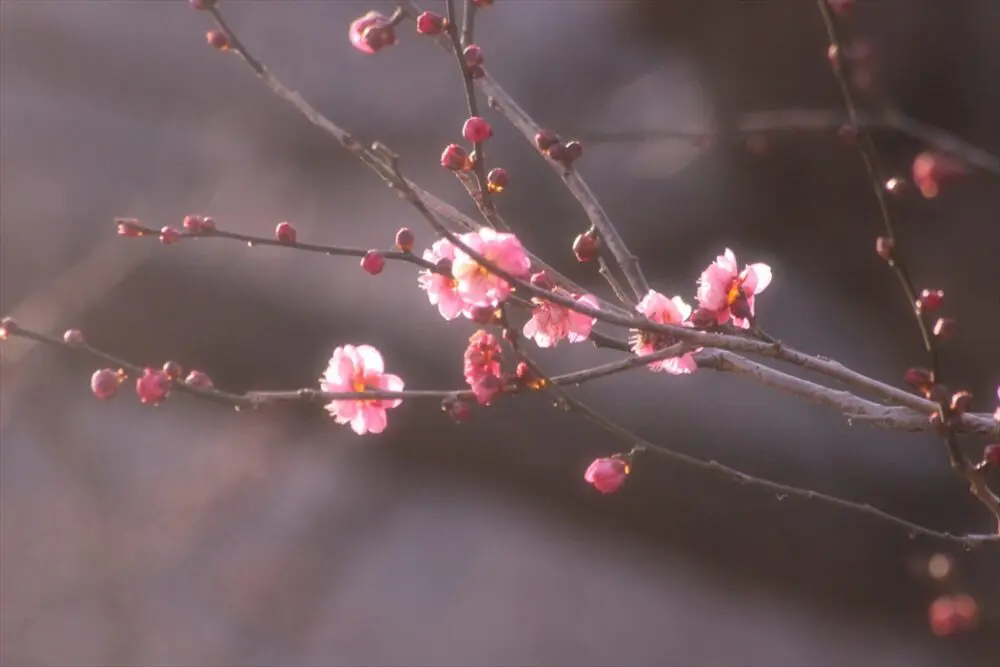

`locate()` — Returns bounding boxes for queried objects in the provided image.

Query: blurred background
[2,1,999,665]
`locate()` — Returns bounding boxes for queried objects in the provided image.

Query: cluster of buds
[534,129,583,168]
[89,357,214,404]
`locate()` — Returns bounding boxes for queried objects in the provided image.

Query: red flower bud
[117,219,143,237]
[160,226,181,245]
[275,221,297,245]
[983,444,1000,469]
[949,390,973,415]
[572,231,600,262]
[416,11,447,35]
[904,367,934,392]
[442,396,473,423]
[162,360,184,380]
[584,457,630,494]
[136,367,171,405]
[441,143,470,171]
[182,214,204,234]
[916,289,944,313]
[349,11,397,54]
[361,250,385,275]
[463,116,493,144]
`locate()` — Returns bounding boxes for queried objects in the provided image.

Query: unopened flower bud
[563,140,583,163]
[584,457,630,494]
[826,44,841,71]
[116,219,143,237]
[534,129,560,153]
[200,216,216,232]
[184,369,214,390]
[463,116,493,143]
[463,44,483,67]
[349,11,397,54]
[487,167,509,193]
[63,329,84,346]
[916,289,944,313]
[875,235,894,261]
[416,11,447,35]
[90,368,121,400]
[441,143,470,171]
[136,367,171,405]
[182,214,204,234]
[206,29,231,51]
[395,227,414,253]
[361,250,385,275]
[572,230,600,262]
[160,226,181,245]
[275,221,297,245]
[162,360,184,380]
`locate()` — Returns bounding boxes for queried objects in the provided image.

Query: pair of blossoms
[322,228,772,437]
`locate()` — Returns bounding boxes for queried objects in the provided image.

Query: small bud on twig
[395,227,415,253]
[275,221,297,245]
[572,230,600,262]
[361,250,385,275]
[206,30,231,52]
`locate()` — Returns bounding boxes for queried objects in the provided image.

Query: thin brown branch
[816,0,1000,531]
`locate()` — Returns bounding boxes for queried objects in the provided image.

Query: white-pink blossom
[451,228,531,307]
[523,292,599,348]
[418,239,471,320]
[631,290,698,375]
[321,344,404,435]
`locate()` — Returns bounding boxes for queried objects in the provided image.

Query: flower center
[726,277,746,306]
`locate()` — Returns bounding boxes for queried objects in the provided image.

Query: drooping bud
[572,230,600,262]
[584,457,630,494]
[361,250,385,275]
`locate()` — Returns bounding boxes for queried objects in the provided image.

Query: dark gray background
[2,1,999,665]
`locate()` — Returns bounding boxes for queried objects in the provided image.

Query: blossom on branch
[321,345,404,435]
[463,330,504,406]
[631,291,698,375]
[523,292,599,348]
[417,239,471,320]
[451,228,531,307]
[696,248,772,329]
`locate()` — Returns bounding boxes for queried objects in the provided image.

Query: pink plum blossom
[321,344,404,435]
[584,457,629,494]
[464,330,504,406]
[451,228,531,307]
[418,239,472,320]
[696,248,772,329]
[631,290,698,374]
[523,292,599,348]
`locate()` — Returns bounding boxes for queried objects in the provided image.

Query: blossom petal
[743,263,772,295]
[355,345,385,375]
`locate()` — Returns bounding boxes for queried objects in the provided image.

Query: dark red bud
[572,231,600,262]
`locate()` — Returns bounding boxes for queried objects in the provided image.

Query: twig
[443,0,504,229]
[575,108,1000,175]
[816,0,1000,531]
[459,0,477,48]
[117,219,443,273]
